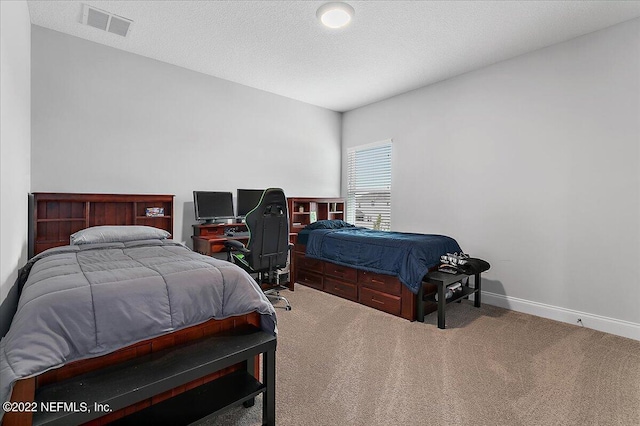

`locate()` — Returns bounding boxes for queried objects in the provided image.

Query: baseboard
[479,291,640,341]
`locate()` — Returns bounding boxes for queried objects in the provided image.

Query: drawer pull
[371,297,385,305]
[371,279,384,285]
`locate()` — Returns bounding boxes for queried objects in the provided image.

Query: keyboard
[226,231,250,238]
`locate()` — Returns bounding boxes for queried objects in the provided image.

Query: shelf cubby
[287,197,345,233]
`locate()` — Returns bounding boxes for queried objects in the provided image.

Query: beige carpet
[206,285,640,426]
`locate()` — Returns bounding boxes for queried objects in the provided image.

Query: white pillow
[70,226,171,245]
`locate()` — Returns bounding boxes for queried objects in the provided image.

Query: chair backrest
[244,188,289,272]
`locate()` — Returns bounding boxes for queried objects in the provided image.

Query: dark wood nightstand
[417,271,482,329]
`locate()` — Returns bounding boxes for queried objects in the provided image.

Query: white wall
[0,1,31,311]
[31,26,342,244]
[343,19,640,339]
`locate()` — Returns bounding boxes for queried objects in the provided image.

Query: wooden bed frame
[3,193,270,426]
[292,240,438,321]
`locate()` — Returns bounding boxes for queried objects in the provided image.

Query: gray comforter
[0,239,276,415]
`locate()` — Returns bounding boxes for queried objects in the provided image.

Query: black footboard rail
[32,329,277,426]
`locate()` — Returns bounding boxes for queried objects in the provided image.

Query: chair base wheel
[264,288,292,310]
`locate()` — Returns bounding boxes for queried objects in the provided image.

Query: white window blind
[346,140,392,230]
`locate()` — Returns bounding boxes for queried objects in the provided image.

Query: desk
[192,223,250,254]
[193,235,250,254]
[192,223,295,291]
[417,271,482,329]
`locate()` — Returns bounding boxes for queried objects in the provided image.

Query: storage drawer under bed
[358,270,401,295]
[296,269,323,290]
[359,286,402,316]
[294,253,324,273]
[324,277,358,301]
[324,263,357,282]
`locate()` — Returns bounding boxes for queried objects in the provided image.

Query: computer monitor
[236,189,265,217]
[193,191,235,224]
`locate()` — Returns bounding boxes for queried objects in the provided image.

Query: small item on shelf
[448,282,460,289]
[145,207,164,217]
[309,211,317,223]
[438,264,459,274]
[438,254,491,276]
[434,281,463,301]
[434,289,453,301]
[440,252,470,267]
[298,206,304,212]
[448,282,462,293]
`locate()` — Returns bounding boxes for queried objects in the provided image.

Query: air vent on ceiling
[82,4,133,37]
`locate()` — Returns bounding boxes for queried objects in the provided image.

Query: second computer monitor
[236,189,265,217]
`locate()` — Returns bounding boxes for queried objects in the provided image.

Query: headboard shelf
[36,218,87,223]
[30,193,175,257]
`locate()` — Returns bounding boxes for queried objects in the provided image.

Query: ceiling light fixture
[316,2,355,29]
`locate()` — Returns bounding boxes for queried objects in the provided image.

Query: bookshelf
[31,193,174,256]
[286,197,345,233]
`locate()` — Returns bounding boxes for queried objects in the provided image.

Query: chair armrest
[224,239,250,254]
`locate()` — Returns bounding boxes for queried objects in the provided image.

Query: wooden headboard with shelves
[29,193,174,257]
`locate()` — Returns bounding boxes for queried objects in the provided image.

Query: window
[346,140,392,230]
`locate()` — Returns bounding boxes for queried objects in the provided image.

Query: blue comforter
[305,228,462,294]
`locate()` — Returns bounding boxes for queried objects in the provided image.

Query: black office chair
[224,188,292,310]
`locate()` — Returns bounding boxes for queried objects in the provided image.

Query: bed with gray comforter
[0,239,277,416]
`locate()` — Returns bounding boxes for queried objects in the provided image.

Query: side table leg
[437,280,445,329]
[474,273,481,308]
[263,349,276,426]
[243,357,256,407]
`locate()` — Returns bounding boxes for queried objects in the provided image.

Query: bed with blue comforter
[300,221,462,294]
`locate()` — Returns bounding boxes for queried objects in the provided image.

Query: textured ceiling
[27,1,640,112]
